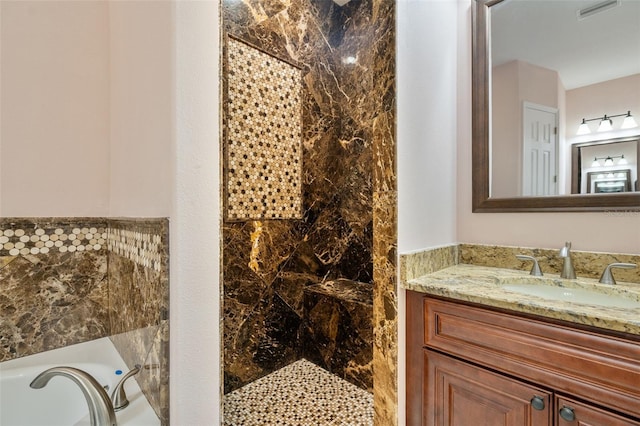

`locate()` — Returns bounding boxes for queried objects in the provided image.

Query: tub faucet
[559,242,576,279]
[111,365,141,411]
[30,366,117,426]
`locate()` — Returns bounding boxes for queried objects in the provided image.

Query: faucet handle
[516,255,543,276]
[111,365,140,411]
[598,263,637,285]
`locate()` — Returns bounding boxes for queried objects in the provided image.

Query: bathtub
[0,337,160,426]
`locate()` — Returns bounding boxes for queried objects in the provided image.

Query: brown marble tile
[372,190,398,426]
[303,280,373,392]
[0,245,109,362]
[0,217,170,423]
[222,3,396,423]
[133,321,169,426]
[370,0,397,421]
[107,218,169,424]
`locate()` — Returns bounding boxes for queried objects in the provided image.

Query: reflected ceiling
[491,0,640,90]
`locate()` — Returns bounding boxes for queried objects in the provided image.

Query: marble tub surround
[0,217,169,424]
[0,245,109,361]
[0,218,108,257]
[107,218,169,425]
[222,1,395,413]
[303,279,373,391]
[111,321,170,425]
[107,219,169,340]
[403,264,640,336]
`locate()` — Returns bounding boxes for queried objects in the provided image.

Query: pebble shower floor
[223,359,373,426]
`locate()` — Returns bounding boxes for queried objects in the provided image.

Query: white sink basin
[503,284,640,309]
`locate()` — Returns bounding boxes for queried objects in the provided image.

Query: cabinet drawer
[424,298,640,418]
[556,395,640,426]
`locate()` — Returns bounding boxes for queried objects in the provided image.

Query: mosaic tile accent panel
[223,359,373,426]
[107,226,164,272]
[225,36,303,220]
[0,221,107,256]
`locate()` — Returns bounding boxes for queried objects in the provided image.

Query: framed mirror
[472,0,640,212]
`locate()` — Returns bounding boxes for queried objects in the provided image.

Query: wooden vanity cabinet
[406,291,640,426]
[555,396,640,426]
[425,350,552,425]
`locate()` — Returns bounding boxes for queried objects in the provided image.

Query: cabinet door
[556,396,640,426]
[424,350,552,426]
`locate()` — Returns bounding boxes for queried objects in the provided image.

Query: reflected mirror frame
[471,0,640,212]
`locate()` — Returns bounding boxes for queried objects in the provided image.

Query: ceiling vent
[577,0,621,20]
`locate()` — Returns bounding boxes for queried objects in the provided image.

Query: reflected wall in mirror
[472,0,640,211]
[571,136,639,194]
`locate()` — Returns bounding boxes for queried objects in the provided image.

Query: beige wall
[491,60,561,197]
[491,61,521,197]
[0,1,110,216]
[457,0,640,255]
[108,1,173,218]
[0,0,173,218]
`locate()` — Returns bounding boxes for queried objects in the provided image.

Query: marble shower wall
[222,3,396,418]
[0,217,169,424]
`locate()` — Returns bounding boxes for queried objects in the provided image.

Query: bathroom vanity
[405,266,640,426]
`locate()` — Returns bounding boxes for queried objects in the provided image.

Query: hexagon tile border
[224,35,303,221]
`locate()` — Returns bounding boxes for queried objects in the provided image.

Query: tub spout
[30,366,117,426]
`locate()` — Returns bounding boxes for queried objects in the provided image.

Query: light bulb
[591,158,600,167]
[618,155,627,165]
[577,119,591,135]
[621,112,638,129]
[598,116,613,132]
[604,156,614,166]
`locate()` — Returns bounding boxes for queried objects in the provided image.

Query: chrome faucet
[559,242,576,279]
[111,365,141,411]
[599,262,637,285]
[516,255,543,276]
[30,366,117,426]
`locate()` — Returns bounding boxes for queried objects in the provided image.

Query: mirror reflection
[489,0,640,198]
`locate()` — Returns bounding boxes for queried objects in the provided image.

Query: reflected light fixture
[591,154,626,168]
[618,154,628,165]
[576,111,638,135]
[621,111,639,129]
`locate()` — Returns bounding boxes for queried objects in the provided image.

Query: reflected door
[522,102,558,196]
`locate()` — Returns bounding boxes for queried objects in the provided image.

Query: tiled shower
[221,0,397,423]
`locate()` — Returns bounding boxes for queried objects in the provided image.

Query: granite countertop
[403,264,640,336]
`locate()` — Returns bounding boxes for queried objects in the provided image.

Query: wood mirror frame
[471,0,640,212]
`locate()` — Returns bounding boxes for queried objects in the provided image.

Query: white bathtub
[0,337,160,426]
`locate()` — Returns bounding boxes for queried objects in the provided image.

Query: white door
[522,102,558,196]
